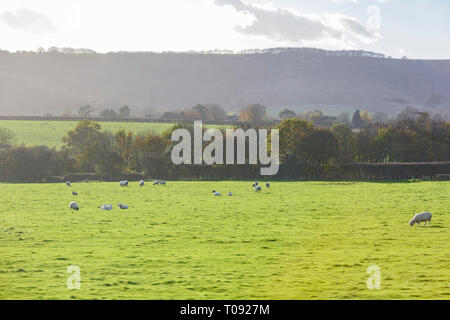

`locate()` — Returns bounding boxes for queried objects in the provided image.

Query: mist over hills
[0,47,449,117]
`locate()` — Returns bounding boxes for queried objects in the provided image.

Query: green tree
[360,110,373,127]
[205,104,227,121]
[352,109,363,129]
[0,127,15,152]
[63,120,102,154]
[295,128,338,177]
[355,125,383,162]
[115,130,138,171]
[119,105,130,117]
[330,123,356,163]
[279,109,297,119]
[100,108,118,117]
[63,120,104,171]
[139,133,170,176]
[239,104,267,122]
[0,146,73,181]
[78,133,123,178]
[275,118,314,162]
[307,110,336,127]
[191,104,211,120]
[78,104,95,117]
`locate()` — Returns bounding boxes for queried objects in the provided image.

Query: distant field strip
[0,181,449,299]
[0,120,230,149]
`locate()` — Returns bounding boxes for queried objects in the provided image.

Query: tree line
[0,111,448,182]
[53,101,449,131]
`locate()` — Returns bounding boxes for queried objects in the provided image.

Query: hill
[1,48,449,116]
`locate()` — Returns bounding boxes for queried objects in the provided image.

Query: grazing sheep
[118,203,129,209]
[100,204,113,211]
[409,212,432,226]
[119,180,128,187]
[252,182,261,192]
[266,182,270,188]
[69,201,79,211]
[66,181,71,187]
[228,192,233,196]
[160,180,166,186]
[139,180,144,187]
[153,180,160,185]
[72,191,78,196]
[212,190,221,196]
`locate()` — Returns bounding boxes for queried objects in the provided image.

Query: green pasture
[0,120,230,149]
[0,120,177,149]
[0,181,449,299]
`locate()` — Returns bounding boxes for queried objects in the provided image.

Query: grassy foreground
[0,181,449,300]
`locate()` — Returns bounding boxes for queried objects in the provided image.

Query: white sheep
[409,212,432,226]
[118,203,129,209]
[253,184,261,192]
[118,180,128,187]
[69,201,79,211]
[66,181,71,187]
[228,192,233,196]
[213,190,221,196]
[153,180,160,185]
[266,182,270,188]
[160,180,166,186]
[72,191,78,196]
[100,204,113,211]
[139,180,144,187]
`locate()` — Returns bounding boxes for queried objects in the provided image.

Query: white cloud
[329,0,360,4]
[214,0,380,47]
[0,0,382,53]
[0,7,57,34]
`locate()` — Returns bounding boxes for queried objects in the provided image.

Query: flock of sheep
[68,179,269,211]
[66,179,433,227]
[67,179,165,212]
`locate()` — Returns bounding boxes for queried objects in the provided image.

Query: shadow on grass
[365,180,423,184]
[271,180,424,184]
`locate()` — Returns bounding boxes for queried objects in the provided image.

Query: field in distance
[0,120,175,149]
[0,181,449,299]
[0,120,231,149]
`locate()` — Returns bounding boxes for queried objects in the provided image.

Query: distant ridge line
[2,46,387,58]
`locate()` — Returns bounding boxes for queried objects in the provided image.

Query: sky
[0,0,449,59]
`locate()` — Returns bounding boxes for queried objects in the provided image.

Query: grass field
[0,120,232,149]
[0,180,449,300]
[0,120,177,149]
